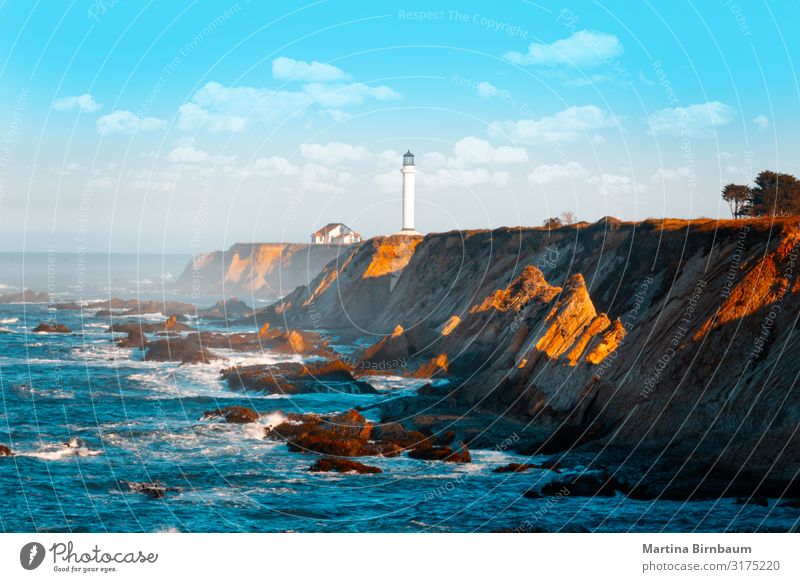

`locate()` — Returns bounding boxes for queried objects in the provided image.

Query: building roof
[311,222,362,238]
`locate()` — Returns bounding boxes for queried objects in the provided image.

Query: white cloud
[650,167,694,183]
[447,136,527,167]
[53,93,102,113]
[648,101,735,138]
[97,110,166,135]
[504,30,623,67]
[488,105,618,144]
[753,114,770,132]
[300,142,372,163]
[178,75,401,132]
[250,156,301,178]
[588,173,644,195]
[528,162,587,184]
[167,145,236,165]
[272,56,350,82]
[301,82,401,108]
[421,168,511,191]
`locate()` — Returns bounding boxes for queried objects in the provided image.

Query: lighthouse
[399,150,420,234]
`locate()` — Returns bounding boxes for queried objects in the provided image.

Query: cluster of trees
[542,211,576,228]
[722,170,800,218]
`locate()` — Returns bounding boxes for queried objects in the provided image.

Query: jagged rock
[411,354,449,378]
[541,472,627,497]
[122,480,179,499]
[109,316,192,335]
[535,274,597,359]
[471,265,560,313]
[117,329,147,349]
[440,315,461,335]
[197,298,252,320]
[408,443,471,463]
[362,237,421,279]
[32,322,71,333]
[566,314,610,365]
[0,445,13,456]
[585,319,626,364]
[371,423,430,449]
[221,360,376,395]
[268,410,375,456]
[309,457,382,474]
[202,405,259,424]
[144,335,215,364]
[493,463,539,473]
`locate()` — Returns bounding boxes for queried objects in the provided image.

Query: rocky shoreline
[4,217,800,513]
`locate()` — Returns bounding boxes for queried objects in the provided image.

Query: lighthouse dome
[403,150,414,166]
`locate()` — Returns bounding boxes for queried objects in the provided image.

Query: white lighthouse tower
[399,150,420,235]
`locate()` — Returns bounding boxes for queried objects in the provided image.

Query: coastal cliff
[253,217,800,498]
[174,242,347,298]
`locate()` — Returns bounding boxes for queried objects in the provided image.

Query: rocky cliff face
[256,218,800,497]
[174,243,347,298]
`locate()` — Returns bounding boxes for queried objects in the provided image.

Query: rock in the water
[221,360,376,395]
[541,472,626,497]
[0,445,13,456]
[197,298,252,320]
[493,463,540,473]
[144,335,215,364]
[408,443,471,463]
[268,409,375,456]
[522,489,542,499]
[202,405,259,424]
[32,322,71,333]
[122,480,178,499]
[117,329,148,349]
[309,457,382,474]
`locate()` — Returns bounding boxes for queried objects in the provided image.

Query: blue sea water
[0,285,798,532]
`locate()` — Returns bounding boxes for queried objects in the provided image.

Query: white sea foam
[12,384,75,400]
[0,317,19,324]
[367,375,426,392]
[22,440,103,460]
[113,311,166,321]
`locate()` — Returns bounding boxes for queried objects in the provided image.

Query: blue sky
[0,0,798,253]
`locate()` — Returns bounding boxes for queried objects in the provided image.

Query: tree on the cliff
[721,183,751,218]
[560,210,577,225]
[748,171,800,216]
[542,217,562,229]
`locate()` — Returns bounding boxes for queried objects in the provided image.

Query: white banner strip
[0,533,797,581]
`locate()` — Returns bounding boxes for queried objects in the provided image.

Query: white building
[399,150,421,235]
[310,223,363,245]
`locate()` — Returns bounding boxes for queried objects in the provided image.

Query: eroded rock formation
[252,217,800,498]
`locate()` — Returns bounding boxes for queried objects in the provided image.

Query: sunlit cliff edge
[175,242,345,298]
